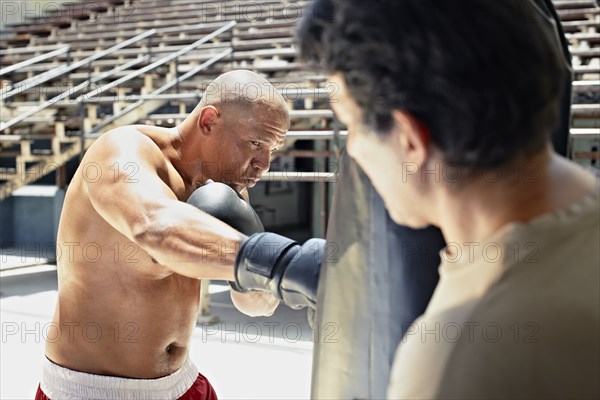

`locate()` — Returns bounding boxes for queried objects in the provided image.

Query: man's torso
[46,125,202,378]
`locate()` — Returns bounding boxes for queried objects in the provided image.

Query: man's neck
[436,149,597,247]
[168,124,209,188]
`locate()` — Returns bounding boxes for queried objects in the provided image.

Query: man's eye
[250,141,261,147]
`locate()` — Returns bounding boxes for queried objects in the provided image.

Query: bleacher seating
[553,0,600,168]
[0,0,338,201]
[0,0,598,202]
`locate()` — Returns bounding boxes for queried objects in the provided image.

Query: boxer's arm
[186,181,279,316]
[229,189,278,316]
[84,128,242,281]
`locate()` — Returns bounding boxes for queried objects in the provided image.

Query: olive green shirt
[388,187,600,399]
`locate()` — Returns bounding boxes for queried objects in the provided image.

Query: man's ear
[391,110,430,165]
[197,106,221,134]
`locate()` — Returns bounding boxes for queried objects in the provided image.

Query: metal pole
[196,280,219,324]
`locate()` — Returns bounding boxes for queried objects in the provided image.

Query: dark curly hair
[298,0,569,168]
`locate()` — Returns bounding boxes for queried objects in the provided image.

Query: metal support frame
[87,48,233,136]
[1,30,156,101]
[77,21,236,105]
[1,57,149,132]
[0,46,70,77]
[78,87,333,104]
[0,21,237,204]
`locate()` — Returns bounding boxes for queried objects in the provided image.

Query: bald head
[175,70,289,189]
[198,70,289,120]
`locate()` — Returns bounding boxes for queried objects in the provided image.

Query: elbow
[131,217,172,256]
[132,219,178,268]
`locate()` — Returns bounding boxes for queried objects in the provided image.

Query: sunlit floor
[1,259,313,399]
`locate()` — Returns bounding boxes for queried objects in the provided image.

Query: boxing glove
[233,232,326,310]
[187,180,264,235]
[187,180,324,310]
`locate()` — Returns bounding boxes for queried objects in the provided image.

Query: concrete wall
[248,181,305,229]
[0,186,65,259]
[0,197,14,245]
[0,181,311,256]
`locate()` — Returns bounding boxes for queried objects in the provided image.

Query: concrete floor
[0,258,313,399]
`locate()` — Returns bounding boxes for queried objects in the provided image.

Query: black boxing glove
[187,180,324,310]
[187,180,264,235]
[187,180,265,291]
[233,232,326,310]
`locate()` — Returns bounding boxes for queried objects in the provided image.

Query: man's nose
[252,150,271,174]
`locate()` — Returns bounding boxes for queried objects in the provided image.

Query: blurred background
[0,0,598,253]
[0,0,598,398]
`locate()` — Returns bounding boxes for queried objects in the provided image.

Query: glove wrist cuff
[233,232,298,295]
[228,280,246,293]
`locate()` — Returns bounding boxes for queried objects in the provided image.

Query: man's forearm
[132,202,245,280]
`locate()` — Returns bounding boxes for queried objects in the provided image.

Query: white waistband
[41,356,199,400]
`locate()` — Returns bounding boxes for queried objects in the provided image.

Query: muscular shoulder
[86,126,166,169]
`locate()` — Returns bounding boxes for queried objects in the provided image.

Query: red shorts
[179,373,219,400]
[35,373,218,400]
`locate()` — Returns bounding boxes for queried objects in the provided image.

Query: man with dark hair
[298,0,599,398]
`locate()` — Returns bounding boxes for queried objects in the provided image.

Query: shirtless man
[37,70,288,399]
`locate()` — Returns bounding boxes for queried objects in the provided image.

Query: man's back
[388,185,600,399]
[437,187,600,399]
[46,126,201,378]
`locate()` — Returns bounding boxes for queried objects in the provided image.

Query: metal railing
[0,20,239,200]
[0,44,71,55]
[262,172,338,182]
[570,128,600,139]
[1,21,237,134]
[77,21,236,104]
[0,46,70,77]
[1,29,156,100]
[78,87,333,104]
[84,20,237,136]
[0,56,149,132]
[87,48,233,136]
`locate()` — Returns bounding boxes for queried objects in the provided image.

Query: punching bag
[311,152,444,399]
